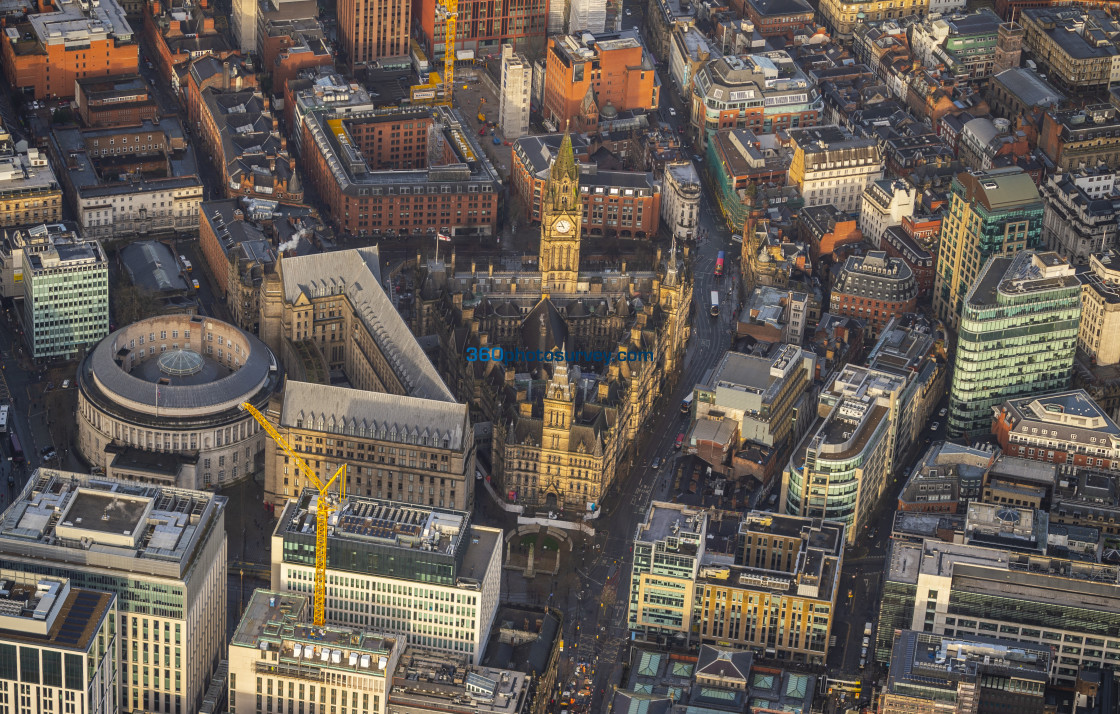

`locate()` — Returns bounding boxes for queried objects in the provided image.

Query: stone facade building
[413,132,692,513]
[1040,167,1120,263]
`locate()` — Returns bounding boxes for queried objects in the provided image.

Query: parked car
[930,421,940,431]
[675,433,684,450]
[938,407,947,417]
[61,379,70,389]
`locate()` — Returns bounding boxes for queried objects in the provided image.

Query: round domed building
[76,315,284,489]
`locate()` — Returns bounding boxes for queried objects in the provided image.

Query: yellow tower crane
[440,0,457,106]
[240,402,346,627]
[408,0,458,106]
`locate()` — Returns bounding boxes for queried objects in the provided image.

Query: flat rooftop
[637,502,706,546]
[389,648,530,714]
[0,577,113,652]
[233,590,398,675]
[0,469,226,578]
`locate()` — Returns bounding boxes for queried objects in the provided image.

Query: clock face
[555,219,573,234]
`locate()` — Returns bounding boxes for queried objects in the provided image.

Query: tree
[112,284,162,326]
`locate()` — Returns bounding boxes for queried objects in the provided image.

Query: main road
[565,161,738,714]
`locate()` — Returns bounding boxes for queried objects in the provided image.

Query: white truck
[710,290,719,317]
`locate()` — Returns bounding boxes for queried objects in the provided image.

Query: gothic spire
[665,234,679,287]
[552,126,578,185]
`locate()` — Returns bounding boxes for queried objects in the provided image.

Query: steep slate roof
[280,381,469,450]
[279,247,454,402]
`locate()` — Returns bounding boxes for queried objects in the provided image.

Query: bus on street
[710,290,720,317]
[0,405,8,434]
[714,251,724,277]
[8,430,23,463]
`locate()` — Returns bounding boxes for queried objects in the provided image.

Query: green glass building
[933,168,1045,330]
[948,250,1080,437]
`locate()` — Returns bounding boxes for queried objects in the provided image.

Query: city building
[668,26,717,103]
[993,390,1120,470]
[0,469,228,714]
[49,118,203,241]
[413,134,691,512]
[661,161,700,242]
[264,380,474,510]
[510,133,661,238]
[858,179,916,249]
[910,10,1003,81]
[143,0,234,93]
[933,168,1045,329]
[76,314,284,488]
[896,441,995,512]
[881,225,936,295]
[736,286,816,351]
[20,224,107,361]
[783,366,904,543]
[1079,249,1120,367]
[0,573,117,714]
[691,345,817,482]
[299,105,500,237]
[500,45,531,140]
[881,631,1050,714]
[388,647,533,714]
[988,68,1066,125]
[480,606,561,714]
[690,53,822,152]
[118,240,196,317]
[228,590,401,714]
[628,502,708,641]
[743,0,814,37]
[1040,104,1120,173]
[1040,167,1120,263]
[830,251,919,339]
[338,0,409,68]
[866,313,949,451]
[542,32,659,133]
[876,537,1120,681]
[198,88,302,204]
[798,204,861,262]
[75,74,162,128]
[948,251,1080,437]
[413,0,547,62]
[270,493,502,663]
[1021,8,1120,97]
[258,15,334,95]
[568,0,606,36]
[787,126,882,213]
[695,512,844,663]
[0,131,60,229]
[0,0,137,99]
[1053,465,1120,539]
[185,54,258,138]
[258,243,459,407]
[818,0,929,40]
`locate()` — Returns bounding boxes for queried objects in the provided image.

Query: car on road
[192,279,201,290]
[938,407,947,417]
[61,379,70,389]
[931,421,940,431]
[651,457,661,469]
[675,433,684,449]
[625,7,631,13]
[669,107,676,116]
[40,446,55,460]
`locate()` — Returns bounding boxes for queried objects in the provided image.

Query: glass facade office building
[948,251,1080,437]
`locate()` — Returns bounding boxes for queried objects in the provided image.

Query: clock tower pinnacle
[539,129,581,294]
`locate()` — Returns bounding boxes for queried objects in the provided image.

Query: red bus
[8,431,23,463]
[714,251,725,277]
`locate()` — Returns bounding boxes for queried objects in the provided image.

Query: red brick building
[743,0,815,38]
[300,105,500,237]
[412,0,548,60]
[511,134,661,238]
[543,34,659,133]
[145,0,235,94]
[799,204,862,262]
[1,0,139,99]
[75,75,160,128]
[185,55,257,136]
[881,225,936,296]
[198,87,303,204]
[830,250,918,338]
[339,0,409,68]
[993,390,1120,469]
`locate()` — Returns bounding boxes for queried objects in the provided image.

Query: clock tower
[540,130,581,294]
